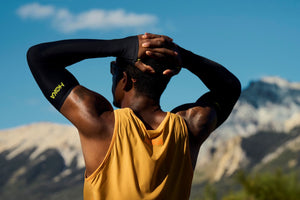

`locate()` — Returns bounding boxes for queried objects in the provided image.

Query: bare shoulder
[176,105,217,143]
[174,105,217,169]
[60,85,114,137]
[60,85,115,177]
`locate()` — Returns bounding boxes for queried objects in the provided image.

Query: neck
[120,91,167,130]
[121,93,161,113]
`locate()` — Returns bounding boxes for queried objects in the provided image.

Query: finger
[162,69,175,76]
[146,51,165,58]
[162,67,181,76]
[142,39,176,49]
[143,33,173,42]
[135,61,155,73]
[142,33,158,39]
[146,49,178,57]
[142,37,164,48]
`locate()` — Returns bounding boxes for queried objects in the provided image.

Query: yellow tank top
[83,108,193,200]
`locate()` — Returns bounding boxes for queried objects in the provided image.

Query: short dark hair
[115,57,175,100]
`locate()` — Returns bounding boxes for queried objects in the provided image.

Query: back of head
[115,57,175,100]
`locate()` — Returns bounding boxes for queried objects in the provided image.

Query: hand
[135,33,181,76]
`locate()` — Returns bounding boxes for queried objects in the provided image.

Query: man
[27,33,241,200]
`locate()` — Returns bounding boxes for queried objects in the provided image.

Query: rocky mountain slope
[1,76,300,200]
[0,123,84,200]
[195,76,300,181]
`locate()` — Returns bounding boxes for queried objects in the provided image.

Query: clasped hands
[135,33,182,76]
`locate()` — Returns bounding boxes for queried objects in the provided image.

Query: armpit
[182,106,217,141]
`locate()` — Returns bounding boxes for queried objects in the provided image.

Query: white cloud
[17,3,55,19]
[17,3,158,33]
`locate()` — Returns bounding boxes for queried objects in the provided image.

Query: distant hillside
[194,76,300,182]
[190,126,300,200]
[1,77,300,200]
[0,123,84,200]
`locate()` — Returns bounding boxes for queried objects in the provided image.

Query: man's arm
[140,33,240,134]
[173,46,241,127]
[27,37,138,110]
[27,36,142,177]
[27,36,145,132]
[171,46,241,167]
[27,35,177,132]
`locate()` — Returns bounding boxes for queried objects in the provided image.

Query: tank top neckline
[126,108,171,138]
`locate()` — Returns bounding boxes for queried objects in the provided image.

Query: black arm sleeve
[27,36,138,110]
[177,46,241,127]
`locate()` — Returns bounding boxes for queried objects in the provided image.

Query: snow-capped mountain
[0,122,84,168]
[217,76,300,138]
[196,76,300,181]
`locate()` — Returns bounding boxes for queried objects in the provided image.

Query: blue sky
[1,0,299,129]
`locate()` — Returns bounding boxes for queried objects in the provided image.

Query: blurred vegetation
[225,170,300,200]
[192,169,300,200]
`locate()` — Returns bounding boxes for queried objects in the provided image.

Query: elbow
[233,77,242,100]
[27,45,39,63]
[27,44,43,70]
[236,77,242,98]
[227,74,241,102]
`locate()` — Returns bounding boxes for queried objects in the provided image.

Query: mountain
[194,76,300,180]
[190,77,300,198]
[218,76,300,138]
[0,123,84,200]
[1,76,300,200]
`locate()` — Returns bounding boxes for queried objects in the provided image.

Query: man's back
[83,108,193,200]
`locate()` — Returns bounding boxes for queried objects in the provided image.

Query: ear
[122,72,133,91]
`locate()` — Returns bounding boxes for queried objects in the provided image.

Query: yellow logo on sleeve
[50,82,65,99]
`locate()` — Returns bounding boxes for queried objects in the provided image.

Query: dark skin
[60,33,233,177]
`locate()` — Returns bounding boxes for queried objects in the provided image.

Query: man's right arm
[26,37,139,134]
[27,34,177,134]
[27,37,138,110]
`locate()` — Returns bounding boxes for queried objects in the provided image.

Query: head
[111,57,175,107]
